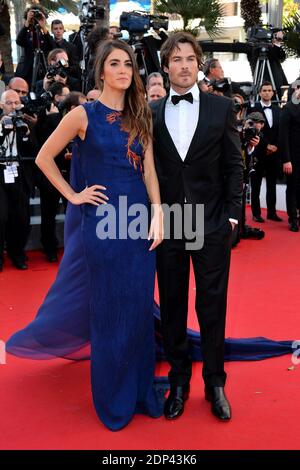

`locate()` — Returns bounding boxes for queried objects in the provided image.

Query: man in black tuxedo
[249,81,282,222]
[150,32,243,421]
[279,88,300,232]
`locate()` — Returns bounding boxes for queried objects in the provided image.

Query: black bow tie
[263,105,272,109]
[171,92,193,105]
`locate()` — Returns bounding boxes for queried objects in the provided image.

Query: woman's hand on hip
[70,185,108,206]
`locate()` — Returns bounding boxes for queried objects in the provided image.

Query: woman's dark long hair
[94,40,151,151]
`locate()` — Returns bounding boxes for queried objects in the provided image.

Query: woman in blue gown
[6,40,165,431]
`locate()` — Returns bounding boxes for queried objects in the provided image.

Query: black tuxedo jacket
[150,91,243,235]
[251,102,281,147]
[279,102,300,164]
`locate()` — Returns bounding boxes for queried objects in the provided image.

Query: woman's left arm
[143,138,164,251]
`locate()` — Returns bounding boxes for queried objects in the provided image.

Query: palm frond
[282,12,300,57]
[154,0,224,38]
[39,0,80,16]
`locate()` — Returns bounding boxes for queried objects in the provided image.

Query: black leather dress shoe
[205,386,231,421]
[252,215,265,223]
[289,222,299,232]
[164,385,190,420]
[267,214,283,222]
[12,260,28,270]
[46,252,58,263]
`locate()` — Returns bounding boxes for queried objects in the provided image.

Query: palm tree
[154,0,225,38]
[240,0,262,32]
[283,11,300,57]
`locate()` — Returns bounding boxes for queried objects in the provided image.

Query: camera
[209,77,231,94]
[247,24,285,49]
[247,25,274,43]
[21,91,53,116]
[1,109,28,137]
[46,59,68,80]
[243,124,261,144]
[30,8,44,22]
[79,0,105,33]
[233,99,249,114]
[120,11,168,35]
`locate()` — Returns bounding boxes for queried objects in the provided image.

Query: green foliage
[240,0,262,32]
[38,0,79,16]
[283,11,300,57]
[154,0,225,38]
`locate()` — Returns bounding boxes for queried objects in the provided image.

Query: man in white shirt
[150,32,243,422]
[250,81,282,222]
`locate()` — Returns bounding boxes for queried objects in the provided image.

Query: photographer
[51,20,80,80]
[15,5,54,88]
[248,28,288,99]
[0,90,38,271]
[35,81,70,262]
[35,49,81,97]
[203,58,233,97]
[249,81,282,222]
[233,111,265,244]
[108,25,121,40]
[8,77,39,128]
[85,26,110,91]
[279,87,300,232]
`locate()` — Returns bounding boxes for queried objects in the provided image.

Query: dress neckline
[96,100,123,113]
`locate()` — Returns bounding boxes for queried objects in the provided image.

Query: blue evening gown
[6,101,164,430]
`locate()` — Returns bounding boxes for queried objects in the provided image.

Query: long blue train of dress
[6,101,165,431]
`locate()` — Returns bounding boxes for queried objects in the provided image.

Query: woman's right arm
[36,105,108,206]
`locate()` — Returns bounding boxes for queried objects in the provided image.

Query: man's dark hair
[88,26,109,56]
[47,48,67,65]
[203,58,219,76]
[259,81,274,92]
[51,19,63,29]
[48,81,69,97]
[60,91,86,113]
[160,32,202,70]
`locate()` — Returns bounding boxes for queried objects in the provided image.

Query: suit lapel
[155,90,210,163]
[156,95,182,163]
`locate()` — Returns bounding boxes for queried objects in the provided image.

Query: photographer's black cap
[245,111,265,123]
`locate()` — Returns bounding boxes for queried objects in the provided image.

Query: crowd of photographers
[0,3,300,271]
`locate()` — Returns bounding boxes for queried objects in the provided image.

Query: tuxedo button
[183,163,190,168]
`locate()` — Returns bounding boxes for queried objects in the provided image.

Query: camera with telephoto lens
[46,59,68,80]
[1,109,28,137]
[21,91,54,116]
[209,77,231,94]
[120,11,168,35]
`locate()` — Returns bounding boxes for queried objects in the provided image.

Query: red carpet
[1,209,300,449]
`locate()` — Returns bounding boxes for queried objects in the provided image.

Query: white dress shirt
[261,99,273,128]
[165,83,200,161]
[164,83,238,226]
